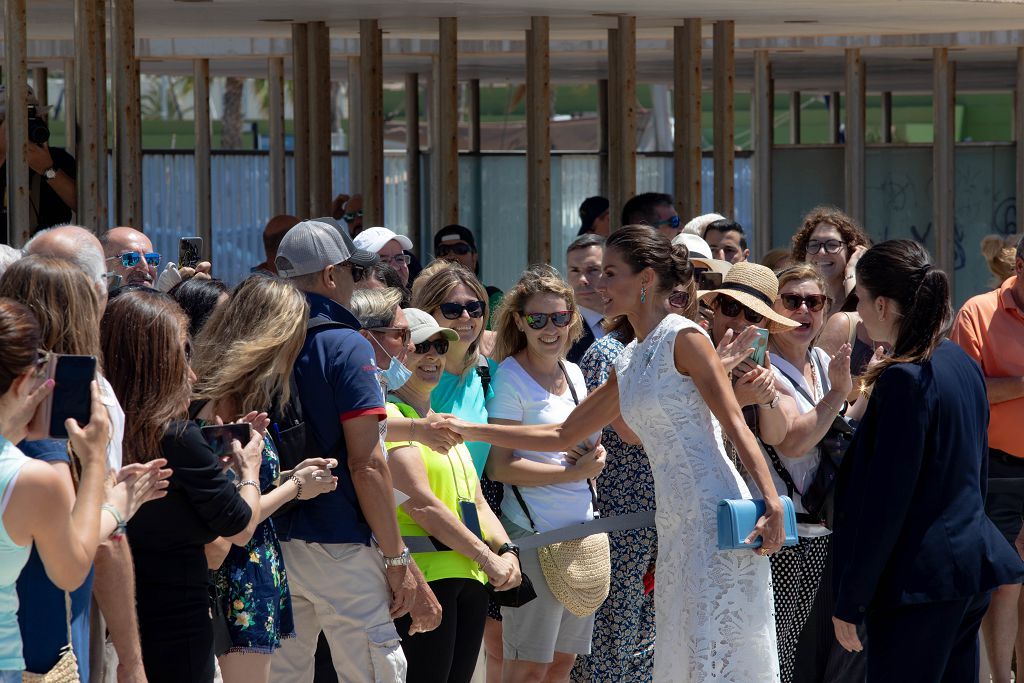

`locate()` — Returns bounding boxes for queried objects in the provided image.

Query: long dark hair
[857,239,951,387]
[0,298,41,395]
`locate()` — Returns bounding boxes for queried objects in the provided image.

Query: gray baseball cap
[275,219,378,278]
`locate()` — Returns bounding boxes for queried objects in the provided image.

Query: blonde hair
[980,234,1018,285]
[351,287,403,329]
[410,261,490,376]
[491,265,583,363]
[191,277,309,415]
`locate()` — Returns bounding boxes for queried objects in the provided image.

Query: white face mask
[366,332,413,391]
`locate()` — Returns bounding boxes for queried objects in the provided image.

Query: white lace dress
[615,314,780,682]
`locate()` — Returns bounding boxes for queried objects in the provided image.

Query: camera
[27,105,50,145]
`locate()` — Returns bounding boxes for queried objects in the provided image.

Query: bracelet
[819,398,841,414]
[101,504,127,540]
[236,479,260,493]
[288,474,303,501]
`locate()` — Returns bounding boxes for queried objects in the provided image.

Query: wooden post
[194,59,212,246]
[845,49,866,225]
[829,91,841,144]
[359,20,384,227]
[291,23,310,218]
[789,91,801,144]
[5,0,29,245]
[32,67,48,107]
[75,0,108,234]
[468,79,481,153]
[597,78,609,197]
[431,17,459,231]
[348,57,363,195]
[405,73,422,250]
[112,0,142,227]
[752,50,773,259]
[616,16,637,218]
[268,57,287,216]
[933,48,955,281]
[307,21,332,216]
[526,17,551,265]
[1015,49,1024,222]
[882,91,893,143]
[674,19,702,222]
[713,20,735,219]
[63,58,76,154]
[607,29,621,223]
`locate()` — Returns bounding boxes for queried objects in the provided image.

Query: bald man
[251,214,299,276]
[24,224,109,313]
[102,226,158,287]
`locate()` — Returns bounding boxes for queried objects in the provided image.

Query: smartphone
[179,237,203,269]
[39,355,97,439]
[748,327,770,366]
[458,500,483,541]
[699,271,723,291]
[200,423,252,457]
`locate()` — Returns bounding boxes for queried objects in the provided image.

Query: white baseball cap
[354,226,414,254]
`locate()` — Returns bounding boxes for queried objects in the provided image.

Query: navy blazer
[833,340,1024,624]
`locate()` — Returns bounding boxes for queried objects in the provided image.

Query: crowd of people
[0,185,1021,683]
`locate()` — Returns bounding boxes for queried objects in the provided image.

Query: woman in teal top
[0,298,166,677]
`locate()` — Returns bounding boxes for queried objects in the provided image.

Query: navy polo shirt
[276,292,387,545]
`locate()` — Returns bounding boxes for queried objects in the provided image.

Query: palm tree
[220,77,245,149]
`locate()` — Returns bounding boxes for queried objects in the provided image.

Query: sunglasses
[716,295,765,324]
[338,262,366,283]
[668,291,690,310]
[380,253,411,266]
[413,338,450,355]
[436,243,474,257]
[523,311,573,330]
[439,300,485,320]
[108,252,160,268]
[806,239,845,255]
[654,215,681,230]
[370,327,412,345]
[342,209,364,222]
[779,293,829,312]
[32,349,51,377]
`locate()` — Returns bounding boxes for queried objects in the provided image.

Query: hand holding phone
[200,423,252,457]
[748,327,770,367]
[38,354,97,439]
[178,237,203,269]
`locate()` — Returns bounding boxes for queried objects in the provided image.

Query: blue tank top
[0,438,31,671]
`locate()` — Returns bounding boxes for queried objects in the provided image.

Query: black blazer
[566,321,597,365]
[833,340,1024,623]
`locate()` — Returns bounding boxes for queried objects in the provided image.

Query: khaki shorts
[500,517,595,663]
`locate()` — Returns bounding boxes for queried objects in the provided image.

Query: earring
[640,285,647,303]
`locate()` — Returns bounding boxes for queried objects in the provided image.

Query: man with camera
[0,85,77,238]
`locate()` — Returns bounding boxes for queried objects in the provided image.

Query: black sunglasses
[342,209,364,222]
[779,293,828,312]
[339,262,366,283]
[716,295,765,324]
[668,291,690,310]
[437,243,474,257]
[439,300,485,320]
[522,311,572,330]
[413,338,450,355]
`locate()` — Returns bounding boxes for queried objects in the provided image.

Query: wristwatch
[42,166,58,181]
[497,542,520,559]
[382,547,411,568]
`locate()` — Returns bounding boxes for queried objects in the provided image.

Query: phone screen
[458,500,483,541]
[748,327,770,366]
[49,356,96,438]
[200,423,252,456]
[179,237,203,269]
[699,271,723,291]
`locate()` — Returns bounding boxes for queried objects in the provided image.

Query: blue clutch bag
[717,496,799,550]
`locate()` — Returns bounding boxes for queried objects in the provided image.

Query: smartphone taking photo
[39,355,97,439]
[200,423,252,457]
[179,237,203,269]
[748,327,770,366]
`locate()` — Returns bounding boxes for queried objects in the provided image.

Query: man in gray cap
[271,220,419,681]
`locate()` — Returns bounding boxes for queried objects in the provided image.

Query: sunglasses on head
[370,327,412,345]
[436,242,475,257]
[522,311,572,330]
[109,252,160,268]
[779,293,828,312]
[342,209,364,222]
[654,215,681,230]
[806,239,845,255]
[413,338,450,355]
[716,295,765,324]
[668,291,690,310]
[439,300,485,320]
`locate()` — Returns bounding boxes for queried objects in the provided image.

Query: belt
[403,510,656,553]
[990,448,1024,466]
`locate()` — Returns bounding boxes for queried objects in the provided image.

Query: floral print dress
[213,434,295,653]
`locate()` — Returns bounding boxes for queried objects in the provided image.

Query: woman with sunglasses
[384,308,520,682]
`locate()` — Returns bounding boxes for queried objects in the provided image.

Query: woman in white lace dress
[441,226,787,682]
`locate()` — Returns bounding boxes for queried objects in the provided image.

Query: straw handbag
[22,592,80,682]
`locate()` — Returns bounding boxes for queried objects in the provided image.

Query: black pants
[865,592,991,683]
[395,578,489,683]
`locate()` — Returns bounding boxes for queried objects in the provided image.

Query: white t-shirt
[486,357,595,533]
[98,374,124,473]
[765,347,831,537]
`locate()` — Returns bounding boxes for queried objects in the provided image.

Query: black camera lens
[27,109,50,145]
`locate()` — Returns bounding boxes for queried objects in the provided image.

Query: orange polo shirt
[951,276,1024,458]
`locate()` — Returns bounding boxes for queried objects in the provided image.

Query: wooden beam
[194,59,211,246]
[753,50,773,258]
[74,0,107,234]
[607,28,621,224]
[526,17,551,265]
[405,72,422,251]
[5,0,29,245]
[616,16,637,218]
[674,19,702,222]
[347,57,362,195]
[789,91,801,144]
[713,20,735,219]
[268,56,286,217]
[845,49,866,225]
[881,91,893,143]
[63,58,76,154]
[359,20,384,227]
[933,48,955,281]
[307,21,332,217]
[597,78,608,197]
[112,0,142,227]
[829,91,841,144]
[1016,49,1024,228]
[468,78,481,153]
[291,23,310,218]
[431,17,459,231]
[32,67,48,107]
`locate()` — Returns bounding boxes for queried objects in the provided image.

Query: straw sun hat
[697,261,800,331]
